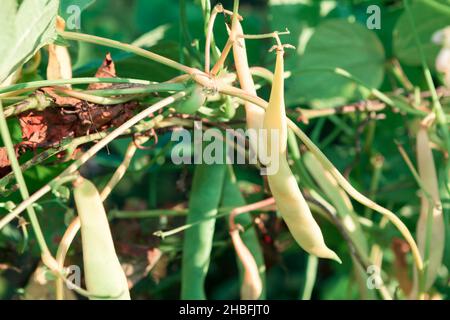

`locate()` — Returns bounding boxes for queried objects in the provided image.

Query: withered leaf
[46,17,73,85]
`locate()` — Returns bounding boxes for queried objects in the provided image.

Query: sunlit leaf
[0,0,59,83]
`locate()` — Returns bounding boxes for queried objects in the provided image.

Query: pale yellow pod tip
[302,234,341,263]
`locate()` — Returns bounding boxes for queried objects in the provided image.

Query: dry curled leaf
[88,53,116,90]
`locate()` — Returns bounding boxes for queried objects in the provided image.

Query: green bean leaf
[288,19,385,109]
[393,0,450,68]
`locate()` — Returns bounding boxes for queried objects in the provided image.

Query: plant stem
[0,132,107,194]
[55,87,136,105]
[56,30,272,116]
[110,209,187,219]
[55,217,80,300]
[4,83,183,117]
[297,101,386,122]
[0,77,155,96]
[155,198,274,239]
[390,59,414,92]
[84,83,185,96]
[4,94,53,118]
[99,137,148,200]
[229,198,275,231]
[209,0,241,76]
[364,155,384,218]
[211,38,234,76]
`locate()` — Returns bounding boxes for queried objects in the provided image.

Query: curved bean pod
[303,151,377,298]
[230,228,263,300]
[232,19,265,144]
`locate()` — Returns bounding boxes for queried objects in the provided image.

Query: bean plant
[0,0,448,300]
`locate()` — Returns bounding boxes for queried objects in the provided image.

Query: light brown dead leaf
[391,237,412,296]
[88,53,116,90]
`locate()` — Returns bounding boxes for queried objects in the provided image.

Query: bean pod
[230,228,263,300]
[263,46,340,262]
[303,151,374,298]
[412,126,444,294]
[176,85,206,115]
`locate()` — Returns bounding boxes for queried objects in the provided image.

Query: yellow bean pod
[230,229,263,300]
[73,177,130,300]
[412,126,444,294]
[232,20,265,143]
[263,47,340,263]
